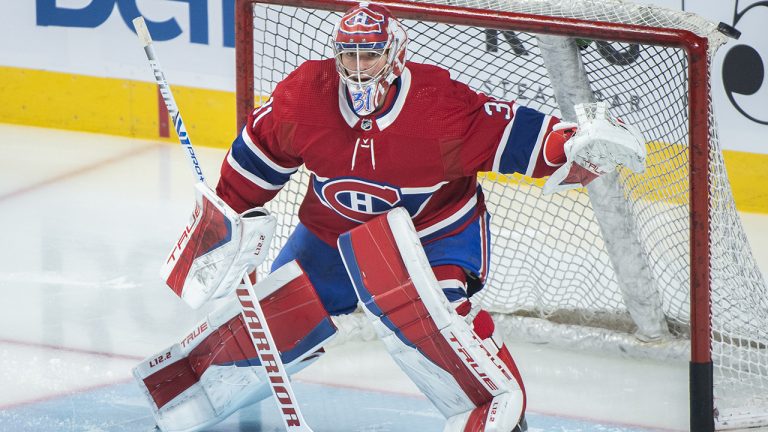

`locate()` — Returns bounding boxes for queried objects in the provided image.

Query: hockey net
[238,0,768,429]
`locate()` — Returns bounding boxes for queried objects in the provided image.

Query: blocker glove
[161,183,276,309]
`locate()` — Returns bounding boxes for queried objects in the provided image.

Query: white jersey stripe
[251,106,273,129]
[479,211,489,282]
[337,81,359,128]
[241,126,299,174]
[416,192,477,238]
[226,151,283,190]
[250,98,273,123]
[438,279,467,291]
[376,67,412,131]
[411,195,434,219]
[401,181,449,194]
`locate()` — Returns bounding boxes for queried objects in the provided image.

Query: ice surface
[2,124,767,431]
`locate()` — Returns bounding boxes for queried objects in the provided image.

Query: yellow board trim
[0,65,236,149]
[1,65,766,213]
[723,151,768,214]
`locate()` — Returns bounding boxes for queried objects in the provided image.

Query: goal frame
[233,0,714,430]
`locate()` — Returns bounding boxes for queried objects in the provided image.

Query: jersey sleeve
[216,95,302,213]
[451,81,568,179]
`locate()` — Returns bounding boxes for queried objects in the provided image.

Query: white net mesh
[245,0,767,427]
[400,0,726,42]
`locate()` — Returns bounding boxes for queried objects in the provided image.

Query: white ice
[0,124,766,432]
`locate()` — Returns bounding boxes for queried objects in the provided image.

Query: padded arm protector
[161,182,276,309]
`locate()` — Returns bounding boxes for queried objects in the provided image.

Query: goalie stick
[132,17,313,432]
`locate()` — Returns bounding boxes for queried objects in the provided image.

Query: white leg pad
[134,261,335,432]
[444,392,524,432]
[338,208,524,427]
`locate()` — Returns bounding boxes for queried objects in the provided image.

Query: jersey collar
[337,66,412,131]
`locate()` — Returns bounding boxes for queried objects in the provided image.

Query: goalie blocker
[162,182,276,309]
[338,208,527,432]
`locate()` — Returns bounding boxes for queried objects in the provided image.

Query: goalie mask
[332,3,408,116]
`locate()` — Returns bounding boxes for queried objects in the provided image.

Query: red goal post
[233,0,765,430]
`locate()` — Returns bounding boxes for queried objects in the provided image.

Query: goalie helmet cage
[234,0,768,430]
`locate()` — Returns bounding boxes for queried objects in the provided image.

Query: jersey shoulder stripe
[241,126,298,175]
[493,105,548,174]
[230,135,294,188]
[224,151,283,191]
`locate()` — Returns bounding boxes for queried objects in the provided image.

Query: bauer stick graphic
[132,17,313,432]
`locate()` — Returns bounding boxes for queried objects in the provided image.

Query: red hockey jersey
[216,59,564,246]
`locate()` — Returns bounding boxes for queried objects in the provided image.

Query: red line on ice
[0,338,144,410]
[0,338,143,361]
[0,143,163,203]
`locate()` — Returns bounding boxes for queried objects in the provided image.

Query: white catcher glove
[161,182,276,309]
[543,101,647,195]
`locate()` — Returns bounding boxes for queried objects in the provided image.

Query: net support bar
[687,37,714,432]
[236,0,255,132]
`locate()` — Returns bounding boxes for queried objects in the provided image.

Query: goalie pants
[271,211,492,315]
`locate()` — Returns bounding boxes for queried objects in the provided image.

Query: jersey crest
[339,8,386,35]
[312,176,443,225]
[317,178,401,223]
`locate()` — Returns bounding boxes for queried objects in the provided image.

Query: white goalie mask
[332,3,408,116]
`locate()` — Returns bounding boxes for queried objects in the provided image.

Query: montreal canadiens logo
[339,8,386,34]
[319,178,401,223]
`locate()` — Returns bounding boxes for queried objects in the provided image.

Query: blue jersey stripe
[230,135,293,187]
[498,106,546,174]
[418,203,477,244]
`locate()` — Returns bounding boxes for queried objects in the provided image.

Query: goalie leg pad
[134,260,336,432]
[444,392,527,432]
[338,208,524,428]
